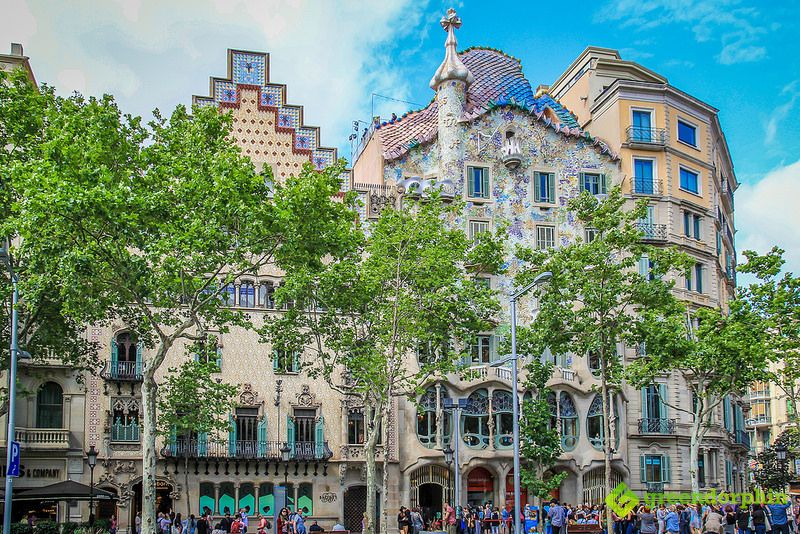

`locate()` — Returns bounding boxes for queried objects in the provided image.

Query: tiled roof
[375,47,615,161]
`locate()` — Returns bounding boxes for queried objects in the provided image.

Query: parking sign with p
[7,441,20,477]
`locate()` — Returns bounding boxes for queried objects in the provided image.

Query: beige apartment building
[0,24,751,534]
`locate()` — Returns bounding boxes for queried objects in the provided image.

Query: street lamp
[281,443,291,487]
[1,239,24,534]
[492,271,552,534]
[443,445,454,505]
[443,398,468,508]
[86,445,99,527]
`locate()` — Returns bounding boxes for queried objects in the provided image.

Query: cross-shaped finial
[440,8,462,32]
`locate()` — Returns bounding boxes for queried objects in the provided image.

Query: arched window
[199,482,215,515]
[36,382,63,428]
[115,332,137,363]
[462,389,490,449]
[239,282,255,308]
[417,387,451,448]
[559,392,579,451]
[587,394,619,450]
[221,284,235,306]
[298,483,313,515]
[493,390,514,449]
[258,483,274,516]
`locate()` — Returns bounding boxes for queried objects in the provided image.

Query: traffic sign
[8,441,20,477]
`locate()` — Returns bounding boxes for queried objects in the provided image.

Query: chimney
[10,43,24,57]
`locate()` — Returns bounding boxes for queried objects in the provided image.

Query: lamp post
[443,398,468,508]
[86,445,98,528]
[492,271,553,534]
[443,445,454,505]
[281,443,291,488]
[2,240,25,534]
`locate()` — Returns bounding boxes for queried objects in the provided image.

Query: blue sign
[7,441,20,477]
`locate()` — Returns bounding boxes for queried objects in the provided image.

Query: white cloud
[2,0,431,159]
[598,0,770,65]
[736,161,800,274]
[765,81,799,145]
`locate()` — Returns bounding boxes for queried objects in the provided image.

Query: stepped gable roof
[375,47,615,161]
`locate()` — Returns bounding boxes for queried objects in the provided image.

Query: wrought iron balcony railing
[735,430,751,449]
[633,178,660,195]
[101,360,143,382]
[638,418,676,435]
[646,482,665,493]
[626,126,667,146]
[111,422,140,442]
[635,222,668,241]
[160,439,333,461]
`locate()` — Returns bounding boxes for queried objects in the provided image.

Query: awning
[9,480,117,501]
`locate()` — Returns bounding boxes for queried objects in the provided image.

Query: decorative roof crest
[429,8,474,90]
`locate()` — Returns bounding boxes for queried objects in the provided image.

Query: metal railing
[160,439,333,461]
[633,178,659,195]
[101,360,143,381]
[626,126,667,145]
[111,422,140,442]
[735,430,751,448]
[746,415,772,427]
[15,428,70,448]
[638,418,676,435]
[646,482,665,493]
[635,222,668,240]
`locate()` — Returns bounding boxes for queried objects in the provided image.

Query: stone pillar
[214,483,221,515]
[254,485,260,515]
[575,469,584,506]
[703,449,710,486]
[235,483,240,512]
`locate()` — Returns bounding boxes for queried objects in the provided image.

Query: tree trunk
[689,418,701,495]
[381,400,390,534]
[142,374,159,534]
[364,400,383,534]
[185,452,191,516]
[601,356,613,534]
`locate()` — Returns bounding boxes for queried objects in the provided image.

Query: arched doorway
[467,467,494,507]
[132,480,174,527]
[342,486,379,533]
[504,470,528,511]
[582,468,624,504]
[409,464,451,522]
[418,484,443,525]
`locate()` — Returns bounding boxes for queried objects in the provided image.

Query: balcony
[626,126,666,148]
[635,222,668,241]
[556,367,576,382]
[101,360,143,382]
[15,428,70,450]
[749,389,771,400]
[735,430,751,449]
[646,482,665,493]
[461,363,513,383]
[632,178,660,196]
[746,415,772,428]
[111,422,140,442]
[638,418,676,435]
[160,440,333,461]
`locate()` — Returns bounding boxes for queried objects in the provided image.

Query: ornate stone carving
[292,385,320,408]
[239,383,261,407]
[339,464,348,485]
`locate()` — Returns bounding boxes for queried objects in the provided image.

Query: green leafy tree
[515,188,688,534]
[519,358,567,499]
[157,356,237,515]
[0,67,99,410]
[752,430,799,492]
[7,84,353,534]
[628,301,767,494]
[263,197,502,534]
[738,247,800,429]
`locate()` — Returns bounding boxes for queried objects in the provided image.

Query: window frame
[468,219,491,241]
[677,119,698,148]
[466,164,491,201]
[579,172,607,196]
[533,171,556,204]
[630,108,655,143]
[679,166,701,195]
[632,156,656,195]
[536,225,556,250]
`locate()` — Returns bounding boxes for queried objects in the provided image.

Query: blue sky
[3,0,799,274]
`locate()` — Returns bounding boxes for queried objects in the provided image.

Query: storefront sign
[0,464,61,479]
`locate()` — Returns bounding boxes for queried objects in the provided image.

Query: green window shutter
[292,352,300,373]
[663,455,671,482]
[640,455,646,482]
[658,383,668,419]
[111,339,119,375]
[641,387,649,420]
[287,416,296,458]
[258,415,268,456]
[548,174,555,204]
[216,347,223,371]
[468,168,476,197]
[315,416,325,459]
[136,343,143,376]
[600,174,607,194]
[228,414,237,456]
[198,432,208,457]
[579,173,586,191]
[639,255,649,277]
[534,172,542,202]
[273,351,279,371]
[481,169,489,198]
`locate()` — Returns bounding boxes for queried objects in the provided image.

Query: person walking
[735,506,750,534]
[666,506,681,534]
[768,498,793,534]
[752,505,768,534]
[548,500,566,534]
